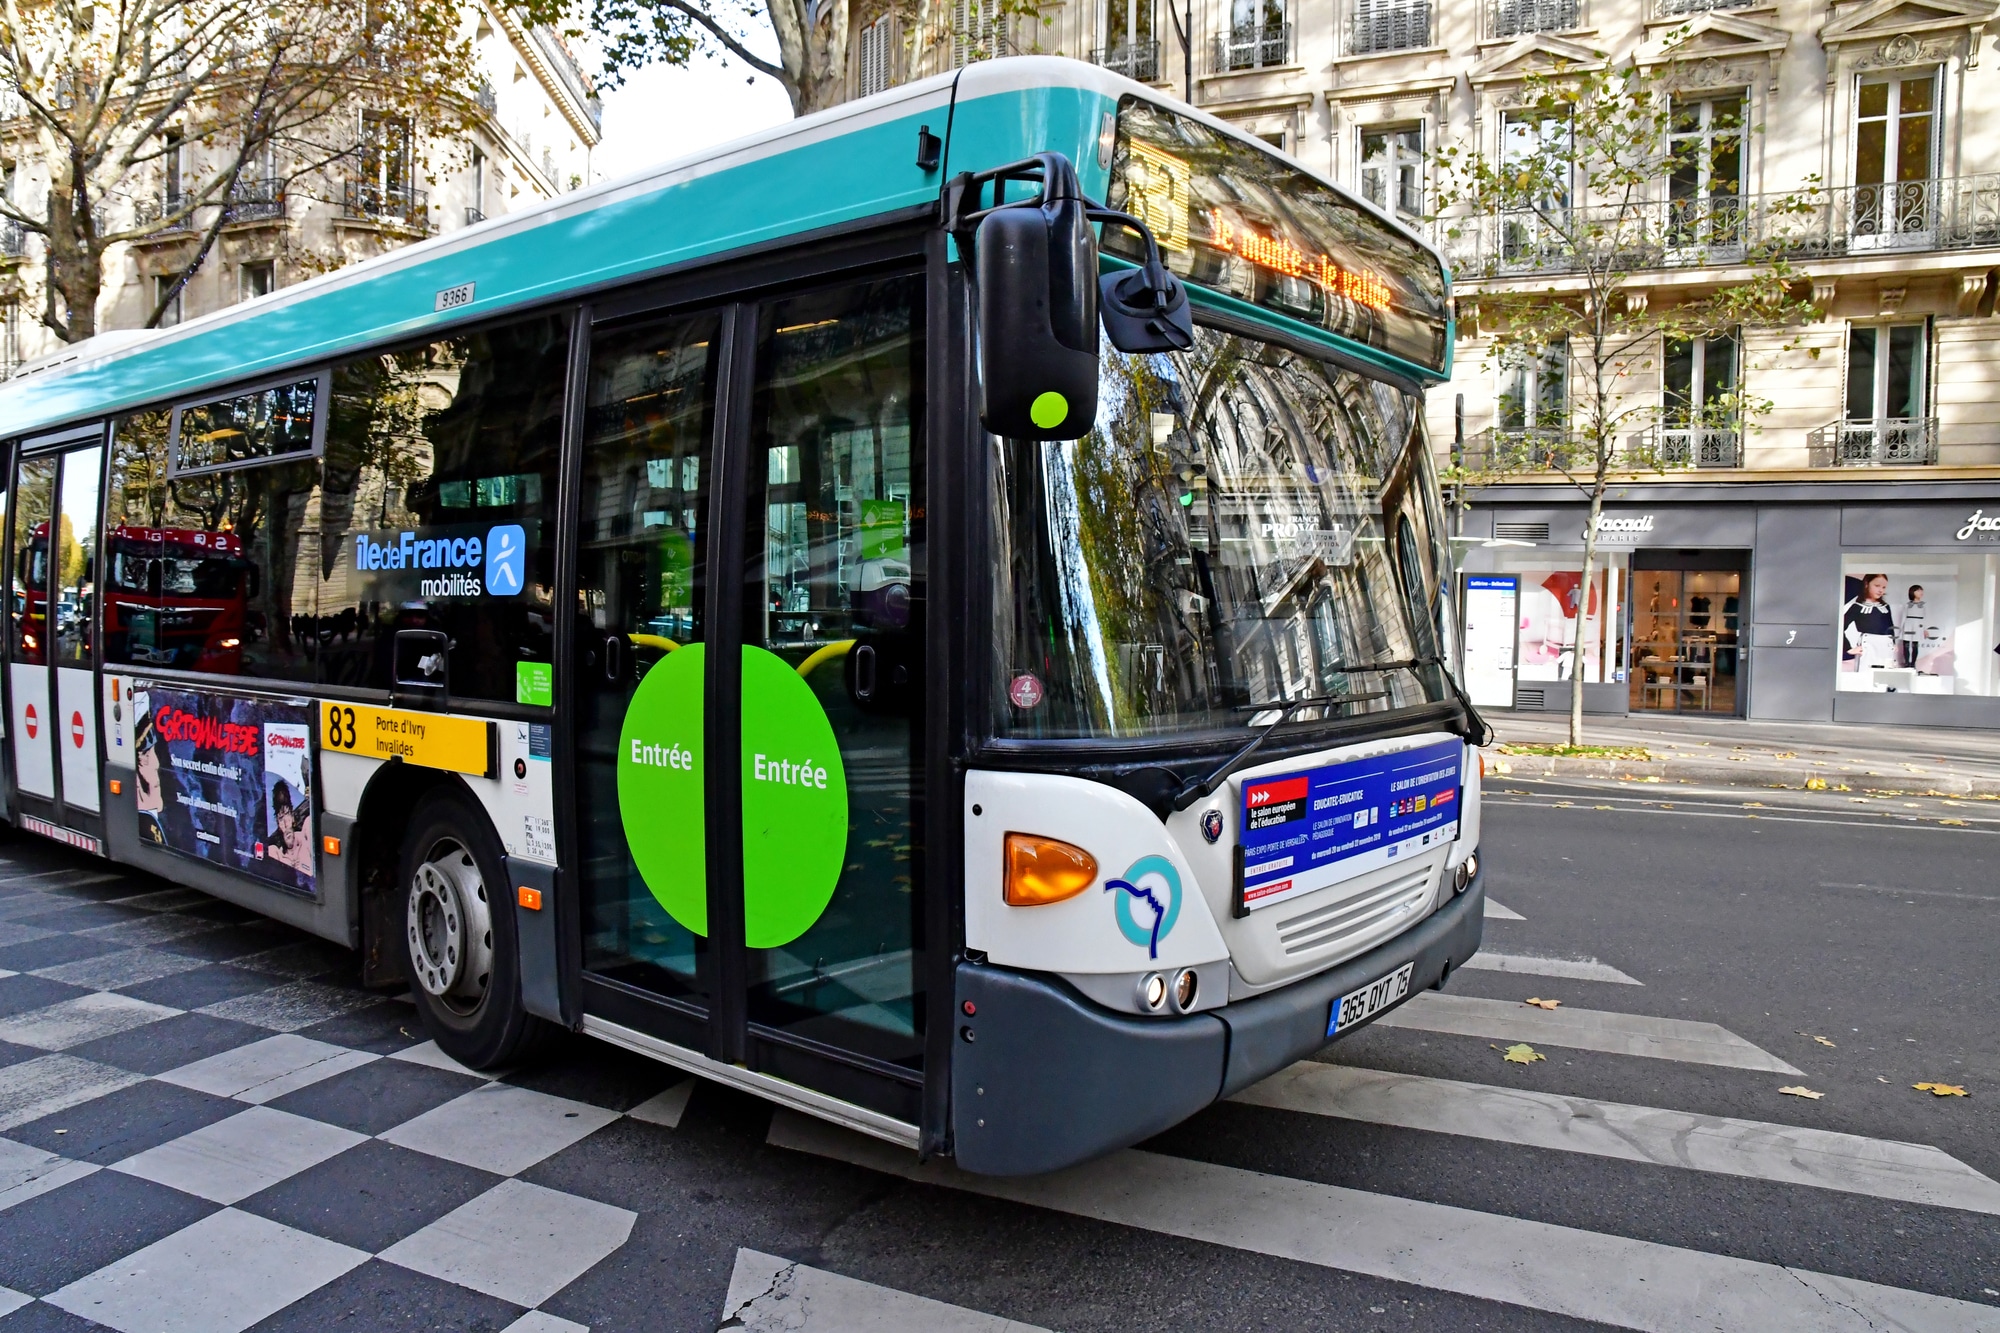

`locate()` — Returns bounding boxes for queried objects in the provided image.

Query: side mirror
[1092,212,1194,354]
[971,154,1099,441]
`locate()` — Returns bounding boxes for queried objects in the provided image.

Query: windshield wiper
[1170,690,1380,812]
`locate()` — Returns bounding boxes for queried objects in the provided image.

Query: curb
[1481,751,2000,797]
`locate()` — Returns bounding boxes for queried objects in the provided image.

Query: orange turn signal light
[1003,833,1097,906]
[322,835,341,856]
[517,886,544,911]
[108,779,122,796]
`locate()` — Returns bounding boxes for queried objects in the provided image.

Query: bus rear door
[8,429,106,847]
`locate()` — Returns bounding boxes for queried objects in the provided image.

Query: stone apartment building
[848,0,2000,732]
[0,2,600,371]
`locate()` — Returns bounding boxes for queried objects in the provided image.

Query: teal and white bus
[0,57,1485,1175]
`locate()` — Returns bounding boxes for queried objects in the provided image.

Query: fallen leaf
[1878,1077,1890,1083]
[1524,997,1561,1010]
[1502,1043,1546,1064]
[1804,777,1829,790]
[1914,1082,1968,1097]
[1800,1033,1836,1047]
[1742,801,1766,808]
[1939,818,1967,827]
[1778,1086,1825,1100]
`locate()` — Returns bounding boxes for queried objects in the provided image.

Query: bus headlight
[1172,968,1199,1012]
[1452,853,1478,894]
[1003,833,1097,906]
[1138,972,1167,1011]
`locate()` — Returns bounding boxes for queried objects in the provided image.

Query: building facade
[0,3,600,372]
[846,0,2000,729]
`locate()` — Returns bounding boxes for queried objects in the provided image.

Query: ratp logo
[1105,855,1182,959]
[485,525,526,596]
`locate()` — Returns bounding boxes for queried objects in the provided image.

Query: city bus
[0,57,1486,1175]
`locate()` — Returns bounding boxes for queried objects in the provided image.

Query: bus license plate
[1328,962,1414,1037]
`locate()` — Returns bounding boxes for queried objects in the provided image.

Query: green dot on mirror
[1030,391,1068,429]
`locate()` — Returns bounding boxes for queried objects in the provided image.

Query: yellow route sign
[320,702,495,777]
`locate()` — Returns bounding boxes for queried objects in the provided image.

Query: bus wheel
[398,792,549,1069]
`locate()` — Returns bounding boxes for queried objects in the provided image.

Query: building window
[1854,73,1937,243]
[1489,0,1578,38]
[1661,330,1740,465]
[1360,125,1423,220]
[1498,341,1566,436]
[240,261,275,302]
[353,110,420,222]
[1097,0,1157,81]
[1667,96,1743,248]
[953,0,1008,66]
[1349,0,1431,55]
[154,275,183,328]
[859,13,897,93]
[1822,321,1935,465]
[1499,110,1570,262]
[1215,0,1288,71]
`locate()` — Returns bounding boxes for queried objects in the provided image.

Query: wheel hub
[406,840,494,1009]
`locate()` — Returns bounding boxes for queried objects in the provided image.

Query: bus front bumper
[950,871,1485,1176]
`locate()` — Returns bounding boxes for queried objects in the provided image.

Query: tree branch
[656,0,784,79]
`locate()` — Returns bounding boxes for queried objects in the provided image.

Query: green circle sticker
[616,642,850,950]
[618,643,708,935]
[1030,390,1069,429]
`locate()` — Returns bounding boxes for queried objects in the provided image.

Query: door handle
[603,632,624,683]
[853,643,876,701]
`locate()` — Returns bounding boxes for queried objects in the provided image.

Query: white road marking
[627,1079,694,1129]
[771,1114,2000,1333]
[1373,993,1804,1074]
[1460,951,1642,985]
[112,1106,367,1205]
[379,1082,618,1177]
[158,1034,380,1105]
[0,1136,99,1211]
[723,1248,1051,1332]
[1233,1063,2000,1214]
[0,1055,145,1130]
[1483,899,1524,920]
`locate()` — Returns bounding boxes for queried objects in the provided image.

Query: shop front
[1456,481,2000,729]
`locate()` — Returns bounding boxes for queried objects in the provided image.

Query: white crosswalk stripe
[770,1113,2000,1333]
[723,1249,1051,1332]
[1483,898,1524,920]
[1460,950,1642,984]
[1374,992,1805,1073]
[1232,1062,2000,1214]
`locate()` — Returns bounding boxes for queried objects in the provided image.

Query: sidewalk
[1483,711,2000,796]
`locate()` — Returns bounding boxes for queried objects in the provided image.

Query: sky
[591,27,795,184]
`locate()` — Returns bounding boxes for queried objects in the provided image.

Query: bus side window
[316,315,567,704]
[104,409,317,683]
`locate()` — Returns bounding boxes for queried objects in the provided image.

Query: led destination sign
[1238,739,1463,913]
[1105,98,1450,374]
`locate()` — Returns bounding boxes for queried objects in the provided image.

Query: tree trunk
[43,191,104,343]
[1573,483,1605,746]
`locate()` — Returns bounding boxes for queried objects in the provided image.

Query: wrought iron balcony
[1655,0,1751,12]
[343,180,429,228]
[1093,40,1160,82]
[224,178,285,224]
[465,206,486,226]
[1626,424,1744,469]
[475,81,497,114]
[0,219,26,258]
[132,193,195,232]
[1807,418,1940,467]
[1490,0,1578,37]
[1212,23,1291,72]
[1348,0,1431,54]
[1441,175,2000,277]
[1459,427,1592,475]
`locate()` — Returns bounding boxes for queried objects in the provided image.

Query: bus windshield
[991,323,1450,740]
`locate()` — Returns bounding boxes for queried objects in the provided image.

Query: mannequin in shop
[1899,584,1928,670]
[1843,573,1898,670]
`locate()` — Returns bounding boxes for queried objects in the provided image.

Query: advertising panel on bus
[132,683,318,896]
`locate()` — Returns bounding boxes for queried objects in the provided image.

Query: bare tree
[0,0,557,340]
[1431,51,1816,745]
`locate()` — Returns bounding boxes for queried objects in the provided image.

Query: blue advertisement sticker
[1239,738,1463,913]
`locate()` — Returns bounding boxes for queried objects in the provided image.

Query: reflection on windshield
[992,324,1446,739]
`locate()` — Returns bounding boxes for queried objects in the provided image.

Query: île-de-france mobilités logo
[1105,855,1183,960]
[485,525,526,596]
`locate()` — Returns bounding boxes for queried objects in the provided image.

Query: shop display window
[1505,556,1627,685]
[1839,554,2000,696]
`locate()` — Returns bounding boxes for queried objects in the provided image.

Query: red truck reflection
[104,525,254,673]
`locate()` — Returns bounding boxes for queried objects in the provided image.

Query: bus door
[8,430,106,836]
[574,269,927,1127]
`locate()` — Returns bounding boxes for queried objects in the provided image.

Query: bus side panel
[10,663,51,798]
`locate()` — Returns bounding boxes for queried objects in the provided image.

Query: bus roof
[0,58,1448,440]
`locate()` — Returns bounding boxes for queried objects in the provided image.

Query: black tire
[397,789,551,1069]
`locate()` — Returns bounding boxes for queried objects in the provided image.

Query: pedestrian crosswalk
[744,890,2000,1332]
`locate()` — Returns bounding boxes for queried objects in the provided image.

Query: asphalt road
[0,785,1995,1332]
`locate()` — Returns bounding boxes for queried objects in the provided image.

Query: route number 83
[324,705,360,751]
